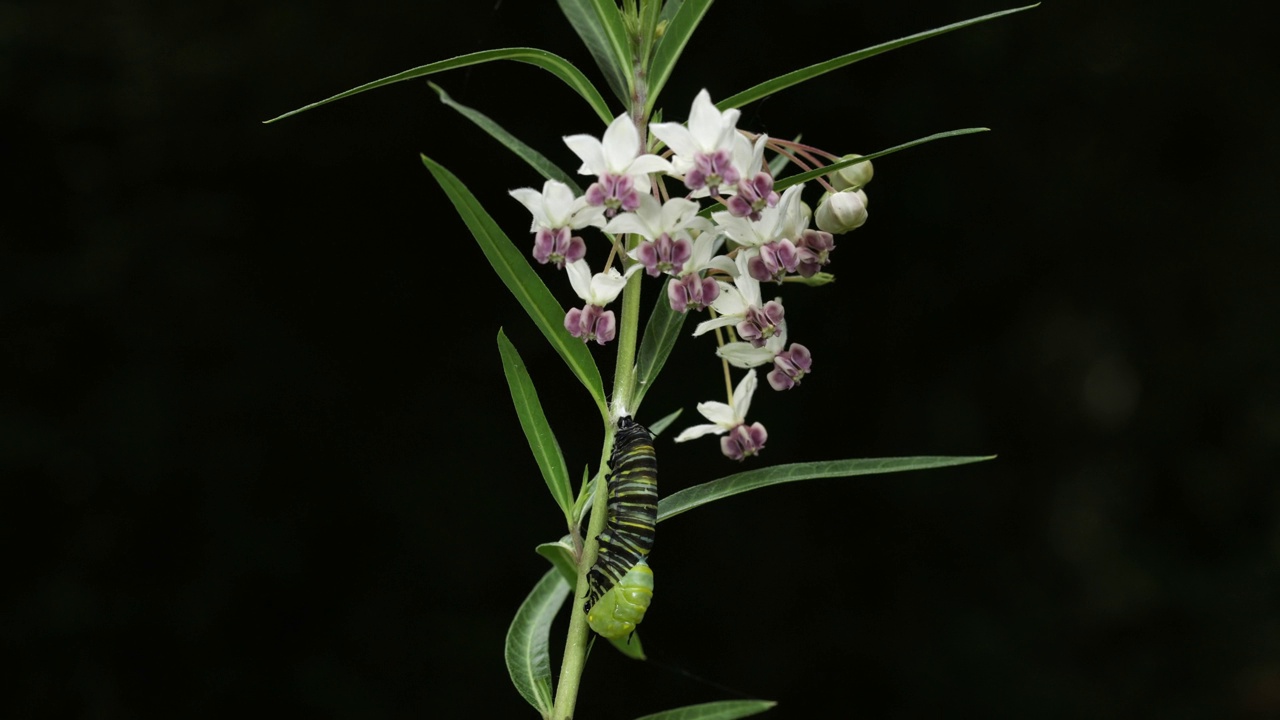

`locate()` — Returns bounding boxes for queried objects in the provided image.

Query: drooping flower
[724,134,779,221]
[693,253,784,346]
[668,272,720,314]
[565,304,616,345]
[794,229,835,278]
[562,259,642,345]
[767,343,812,390]
[667,232,730,313]
[675,370,768,460]
[604,195,711,278]
[719,422,768,461]
[565,259,639,307]
[718,326,787,369]
[509,180,605,268]
[736,300,786,348]
[531,227,586,269]
[746,239,800,284]
[712,183,807,250]
[509,180,606,232]
[564,115,672,216]
[650,90,742,196]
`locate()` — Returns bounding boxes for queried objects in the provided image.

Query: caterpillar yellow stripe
[584,417,657,639]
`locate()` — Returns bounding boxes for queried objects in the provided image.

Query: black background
[8,0,1279,718]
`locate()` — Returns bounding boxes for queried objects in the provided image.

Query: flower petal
[718,342,776,368]
[566,259,594,301]
[600,115,641,173]
[674,422,727,442]
[692,313,738,337]
[563,131,605,175]
[732,370,759,419]
[696,399,737,427]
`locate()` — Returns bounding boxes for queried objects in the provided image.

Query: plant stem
[551,165,649,720]
[611,267,644,416]
[552,36,652,714]
[550,248,644,720]
[550,450,610,720]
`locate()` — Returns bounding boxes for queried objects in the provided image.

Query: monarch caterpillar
[585,416,657,640]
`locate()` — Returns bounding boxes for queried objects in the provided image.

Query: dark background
[8,0,1278,717]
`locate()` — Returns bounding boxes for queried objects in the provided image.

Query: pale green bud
[786,272,836,286]
[831,154,874,191]
[815,189,868,235]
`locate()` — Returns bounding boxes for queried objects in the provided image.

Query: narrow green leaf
[498,330,575,522]
[633,278,688,411]
[505,568,572,715]
[648,408,682,438]
[657,456,995,523]
[422,155,607,416]
[431,83,581,195]
[556,0,634,105]
[660,0,685,22]
[634,699,778,720]
[773,128,988,192]
[645,0,714,114]
[536,540,579,587]
[572,465,596,522]
[717,4,1039,111]
[264,47,613,126]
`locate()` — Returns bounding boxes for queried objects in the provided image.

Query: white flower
[730,133,768,182]
[692,253,762,337]
[650,89,742,177]
[565,259,641,307]
[604,195,711,243]
[563,115,671,192]
[685,231,735,277]
[675,370,759,442]
[509,180,606,231]
[719,326,787,368]
[712,184,807,248]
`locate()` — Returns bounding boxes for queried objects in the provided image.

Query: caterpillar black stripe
[585,416,657,639]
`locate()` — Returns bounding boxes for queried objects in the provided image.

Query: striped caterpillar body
[585,417,657,640]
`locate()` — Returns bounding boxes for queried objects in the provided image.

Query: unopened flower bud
[791,272,836,287]
[831,154,873,191]
[815,189,868,235]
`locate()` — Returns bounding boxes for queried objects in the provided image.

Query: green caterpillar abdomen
[586,559,653,640]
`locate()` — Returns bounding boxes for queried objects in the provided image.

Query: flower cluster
[510,90,873,459]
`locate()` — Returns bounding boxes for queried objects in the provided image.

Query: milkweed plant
[269,1,1035,717]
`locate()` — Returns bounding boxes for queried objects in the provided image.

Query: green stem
[610,267,645,416]
[552,18,653,708]
[550,447,610,720]
[550,254,644,720]
[551,144,648,720]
